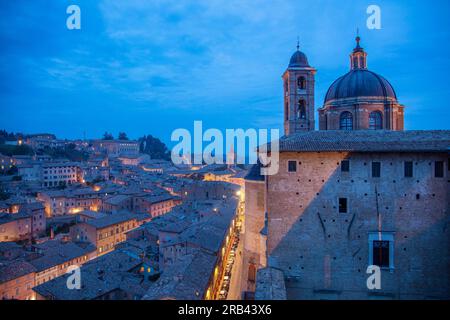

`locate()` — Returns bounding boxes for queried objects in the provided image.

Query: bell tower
[283,41,316,136]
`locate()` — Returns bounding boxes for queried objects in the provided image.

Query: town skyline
[1,1,449,304]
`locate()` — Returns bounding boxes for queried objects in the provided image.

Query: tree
[139,135,171,160]
[118,132,129,140]
[103,132,114,140]
[5,166,18,176]
[41,145,88,162]
[0,144,34,156]
[0,182,10,200]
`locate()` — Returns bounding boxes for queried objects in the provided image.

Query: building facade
[263,131,449,299]
[70,213,148,256]
[0,213,32,242]
[0,260,36,300]
[240,163,267,299]
[91,140,140,158]
[42,163,82,187]
[37,189,103,217]
[244,36,450,300]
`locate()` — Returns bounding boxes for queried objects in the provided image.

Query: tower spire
[296,36,300,51]
[355,28,361,49]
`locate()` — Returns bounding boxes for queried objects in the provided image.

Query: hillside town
[0,132,247,300]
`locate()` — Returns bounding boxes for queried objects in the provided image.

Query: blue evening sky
[1,0,449,145]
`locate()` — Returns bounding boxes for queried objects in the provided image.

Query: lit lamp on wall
[236,189,244,201]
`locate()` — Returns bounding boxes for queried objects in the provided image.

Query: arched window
[297,100,306,119]
[359,56,366,69]
[284,80,288,93]
[369,111,382,130]
[352,56,358,69]
[297,76,306,90]
[340,112,353,130]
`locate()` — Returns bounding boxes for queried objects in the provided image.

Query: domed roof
[288,50,310,68]
[324,69,397,104]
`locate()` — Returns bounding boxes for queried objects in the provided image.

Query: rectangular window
[341,160,350,172]
[435,161,444,178]
[372,162,381,178]
[338,198,348,213]
[404,161,413,178]
[369,233,394,270]
[372,240,390,268]
[288,160,297,173]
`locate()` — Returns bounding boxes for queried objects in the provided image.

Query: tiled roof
[143,249,217,300]
[84,212,137,229]
[138,193,174,204]
[0,241,22,253]
[28,241,96,272]
[273,130,450,153]
[33,250,144,300]
[42,162,80,168]
[104,194,131,205]
[77,210,107,220]
[0,212,31,224]
[0,260,36,284]
[180,224,227,253]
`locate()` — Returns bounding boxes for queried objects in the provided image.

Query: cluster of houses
[0,133,247,300]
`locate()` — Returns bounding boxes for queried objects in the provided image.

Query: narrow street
[215,195,244,300]
[225,229,244,300]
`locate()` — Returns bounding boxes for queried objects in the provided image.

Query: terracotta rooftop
[273,130,450,153]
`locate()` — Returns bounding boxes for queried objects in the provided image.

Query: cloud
[1,0,450,139]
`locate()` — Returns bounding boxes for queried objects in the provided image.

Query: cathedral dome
[288,50,310,68]
[324,69,397,104]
